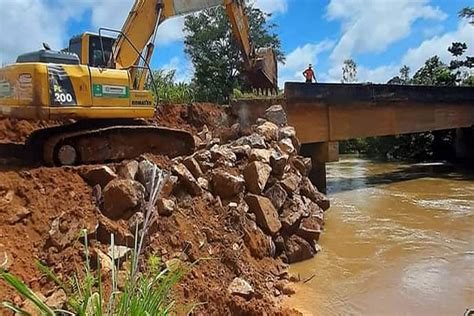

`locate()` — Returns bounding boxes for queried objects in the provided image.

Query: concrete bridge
[232,82,474,192]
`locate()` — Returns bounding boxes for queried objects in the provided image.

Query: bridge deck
[284,82,474,143]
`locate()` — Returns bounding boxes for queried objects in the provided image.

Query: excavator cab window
[88,35,114,68]
[68,38,82,60]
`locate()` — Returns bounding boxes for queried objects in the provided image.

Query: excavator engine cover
[246,48,278,92]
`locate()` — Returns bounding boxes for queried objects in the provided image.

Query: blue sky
[1,0,473,85]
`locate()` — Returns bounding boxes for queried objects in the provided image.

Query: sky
[0,0,473,86]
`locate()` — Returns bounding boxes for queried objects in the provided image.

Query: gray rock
[264,105,288,127]
[264,183,288,211]
[228,277,254,298]
[232,134,267,149]
[279,126,296,140]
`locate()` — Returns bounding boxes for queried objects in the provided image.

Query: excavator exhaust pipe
[246,47,278,93]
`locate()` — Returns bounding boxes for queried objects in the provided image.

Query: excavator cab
[67,33,115,68]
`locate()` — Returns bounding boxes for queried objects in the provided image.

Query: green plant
[1,166,187,315]
[148,69,195,104]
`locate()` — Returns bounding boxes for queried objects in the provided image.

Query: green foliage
[341,59,357,83]
[184,3,284,103]
[148,69,194,103]
[459,6,474,24]
[411,56,456,86]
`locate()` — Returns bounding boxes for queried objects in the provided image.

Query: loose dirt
[0,103,302,315]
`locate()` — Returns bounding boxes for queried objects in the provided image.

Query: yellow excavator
[0,0,278,166]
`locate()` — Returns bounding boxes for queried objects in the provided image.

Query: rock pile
[83,105,329,264]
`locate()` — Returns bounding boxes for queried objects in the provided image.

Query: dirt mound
[0,119,60,143]
[0,103,327,314]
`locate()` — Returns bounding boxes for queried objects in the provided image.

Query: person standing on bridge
[303,64,317,83]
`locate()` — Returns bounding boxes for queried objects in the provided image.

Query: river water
[288,156,474,315]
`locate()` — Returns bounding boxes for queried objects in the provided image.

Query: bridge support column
[300,142,339,194]
[455,127,474,160]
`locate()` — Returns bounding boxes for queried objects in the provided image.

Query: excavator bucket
[246,48,278,93]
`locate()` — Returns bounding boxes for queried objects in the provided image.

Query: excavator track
[1,120,195,166]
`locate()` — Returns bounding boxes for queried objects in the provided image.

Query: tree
[459,7,474,24]
[400,65,410,83]
[184,4,284,103]
[341,59,357,83]
[411,56,456,86]
[387,65,410,85]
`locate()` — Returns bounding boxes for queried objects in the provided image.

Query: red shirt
[304,68,315,80]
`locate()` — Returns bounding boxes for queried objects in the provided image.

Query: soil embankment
[0,103,328,314]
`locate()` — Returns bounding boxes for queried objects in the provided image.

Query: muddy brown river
[288,156,474,315]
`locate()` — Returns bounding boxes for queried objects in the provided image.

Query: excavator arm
[113,0,278,91]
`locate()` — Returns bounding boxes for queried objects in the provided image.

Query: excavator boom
[114,0,278,91]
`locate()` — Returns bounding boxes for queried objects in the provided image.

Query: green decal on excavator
[0,80,12,98]
[93,84,129,98]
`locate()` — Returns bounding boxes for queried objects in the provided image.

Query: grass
[1,165,188,315]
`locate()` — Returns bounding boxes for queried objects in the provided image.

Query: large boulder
[210,145,237,165]
[243,220,274,259]
[284,235,315,263]
[296,216,322,243]
[300,178,330,211]
[280,195,309,233]
[243,161,272,194]
[256,121,279,141]
[183,156,204,179]
[244,194,281,235]
[291,156,312,177]
[270,151,289,178]
[278,138,296,155]
[136,159,157,190]
[83,166,117,188]
[172,163,202,196]
[264,183,287,212]
[117,160,139,180]
[278,126,296,140]
[103,179,145,219]
[249,148,273,163]
[212,171,245,199]
[264,105,288,127]
[232,134,267,149]
[280,172,302,194]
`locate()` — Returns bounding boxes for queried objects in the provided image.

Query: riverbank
[287,156,474,315]
[0,104,328,314]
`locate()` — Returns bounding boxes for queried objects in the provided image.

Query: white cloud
[253,0,288,14]
[0,0,72,64]
[0,0,188,64]
[402,21,474,73]
[279,40,335,86]
[326,0,447,63]
[160,56,193,83]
